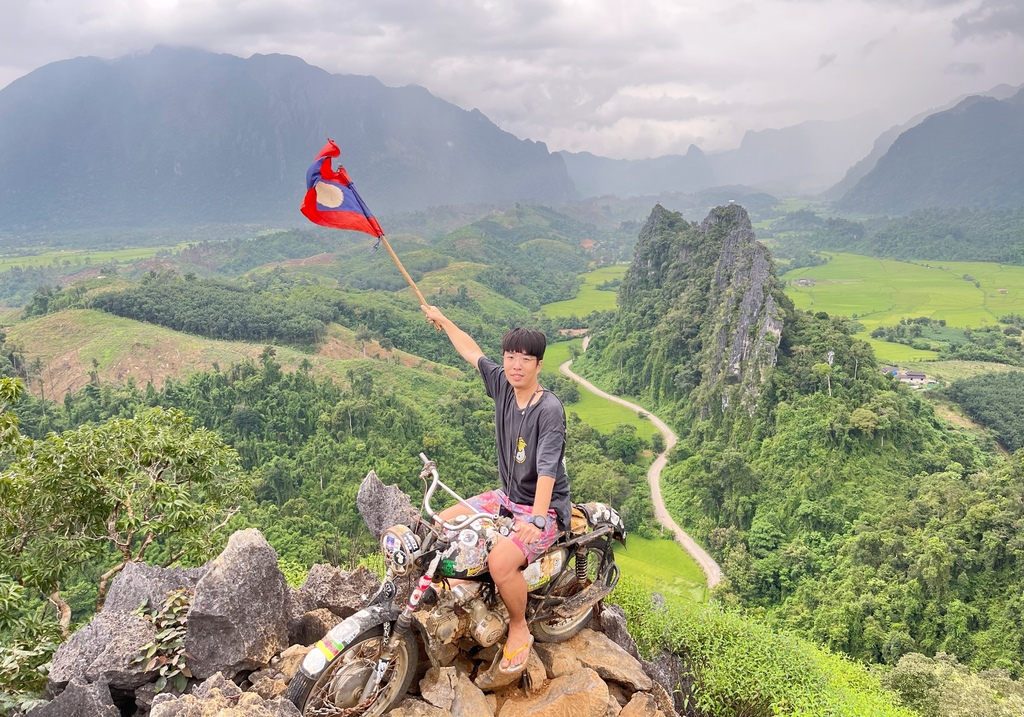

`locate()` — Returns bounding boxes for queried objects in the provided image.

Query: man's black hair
[501,328,546,360]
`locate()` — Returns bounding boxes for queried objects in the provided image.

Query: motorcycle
[284,453,626,716]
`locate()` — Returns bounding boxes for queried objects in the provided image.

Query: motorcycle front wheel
[284,624,417,716]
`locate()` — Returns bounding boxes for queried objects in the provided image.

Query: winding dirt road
[560,359,723,589]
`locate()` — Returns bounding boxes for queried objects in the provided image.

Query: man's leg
[488,538,531,671]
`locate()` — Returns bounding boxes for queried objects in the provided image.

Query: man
[421,304,570,675]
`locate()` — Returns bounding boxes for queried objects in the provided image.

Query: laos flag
[300,140,384,238]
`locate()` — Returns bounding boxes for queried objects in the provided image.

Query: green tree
[0,407,249,627]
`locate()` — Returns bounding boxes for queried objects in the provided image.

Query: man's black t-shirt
[478,356,571,530]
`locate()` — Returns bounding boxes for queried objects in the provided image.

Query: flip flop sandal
[497,635,534,675]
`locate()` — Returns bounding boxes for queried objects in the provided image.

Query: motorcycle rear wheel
[532,545,616,643]
[284,624,416,716]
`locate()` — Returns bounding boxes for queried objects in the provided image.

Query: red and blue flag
[300,140,384,238]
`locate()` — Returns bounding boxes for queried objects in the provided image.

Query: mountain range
[0,47,575,231]
[0,46,1021,232]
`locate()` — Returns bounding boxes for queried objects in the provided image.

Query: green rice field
[0,245,186,270]
[543,339,657,441]
[782,254,1024,364]
[540,265,627,318]
[614,535,708,603]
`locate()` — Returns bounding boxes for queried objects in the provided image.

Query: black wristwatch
[528,515,547,530]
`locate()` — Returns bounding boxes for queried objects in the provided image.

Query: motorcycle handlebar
[418,453,497,531]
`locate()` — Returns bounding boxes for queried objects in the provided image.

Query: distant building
[795,278,815,287]
[880,366,899,375]
[896,371,927,385]
[998,289,1008,294]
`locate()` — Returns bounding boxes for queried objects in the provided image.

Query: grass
[614,535,707,603]
[900,359,1021,383]
[782,253,1024,363]
[543,340,658,441]
[539,265,627,318]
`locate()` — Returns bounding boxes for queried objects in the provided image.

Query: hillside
[0,47,575,231]
[838,89,1024,214]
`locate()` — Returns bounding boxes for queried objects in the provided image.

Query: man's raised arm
[421,305,485,368]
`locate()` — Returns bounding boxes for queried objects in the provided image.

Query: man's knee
[488,540,526,581]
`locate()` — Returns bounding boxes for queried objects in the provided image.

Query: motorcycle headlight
[381,524,420,576]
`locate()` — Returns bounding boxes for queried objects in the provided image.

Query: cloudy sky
[3,0,1022,159]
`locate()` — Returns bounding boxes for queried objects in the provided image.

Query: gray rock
[287,607,343,647]
[103,562,208,614]
[49,611,157,690]
[594,605,641,662]
[26,678,120,717]
[185,529,290,680]
[642,651,692,717]
[357,470,420,540]
[288,563,380,620]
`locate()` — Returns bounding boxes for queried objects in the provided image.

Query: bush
[612,578,915,717]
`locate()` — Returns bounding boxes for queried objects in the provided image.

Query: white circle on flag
[314,181,344,208]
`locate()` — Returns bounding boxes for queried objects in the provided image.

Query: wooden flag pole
[378,234,441,329]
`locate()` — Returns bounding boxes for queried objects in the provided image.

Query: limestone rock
[185,529,290,680]
[594,605,641,662]
[642,651,692,717]
[565,629,653,692]
[289,564,380,619]
[533,641,582,679]
[26,678,120,717]
[49,611,156,690]
[420,666,494,717]
[497,668,608,717]
[388,696,455,716]
[357,470,420,540]
[619,692,665,717]
[150,673,300,717]
[102,562,207,614]
[288,607,343,646]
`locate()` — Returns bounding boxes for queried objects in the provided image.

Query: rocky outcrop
[700,205,784,417]
[34,520,687,717]
[357,470,421,540]
[594,203,786,423]
[185,529,291,680]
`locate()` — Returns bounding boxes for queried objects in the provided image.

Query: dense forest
[946,371,1024,452]
[576,204,1024,676]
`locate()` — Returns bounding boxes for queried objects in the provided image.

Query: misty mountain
[837,89,1024,214]
[0,47,575,231]
[560,116,887,199]
[824,83,1021,200]
[558,145,716,197]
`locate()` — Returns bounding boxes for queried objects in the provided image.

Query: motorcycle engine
[467,597,507,647]
[420,582,508,649]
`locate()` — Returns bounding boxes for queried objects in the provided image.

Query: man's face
[503,351,542,390]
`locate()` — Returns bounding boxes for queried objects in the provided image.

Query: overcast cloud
[2,0,1021,159]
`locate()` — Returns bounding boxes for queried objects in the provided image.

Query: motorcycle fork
[358,551,444,704]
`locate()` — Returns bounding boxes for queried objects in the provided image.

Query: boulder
[420,666,494,717]
[357,470,421,540]
[564,629,653,692]
[150,672,300,717]
[26,678,119,717]
[185,529,290,680]
[497,668,609,717]
[102,562,208,614]
[49,611,156,690]
[288,563,379,621]
[533,641,582,679]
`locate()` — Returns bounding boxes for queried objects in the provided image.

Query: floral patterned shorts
[464,489,561,563]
